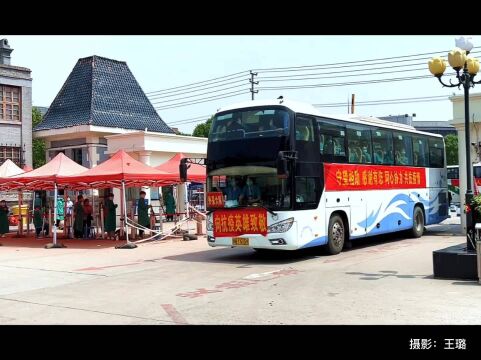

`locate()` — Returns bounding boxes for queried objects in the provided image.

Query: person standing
[0,200,9,238]
[73,195,84,238]
[104,193,117,239]
[33,206,48,238]
[137,191,150,238]
[165,190,176,222]
[83,198,93,238]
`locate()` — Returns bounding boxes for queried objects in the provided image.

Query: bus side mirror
[277,153,289,178]
[179,159,188,183]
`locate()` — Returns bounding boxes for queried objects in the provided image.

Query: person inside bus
[413,152,419,166]
[384,149,394,164]
[349,146,361,163]
[259,116,277,132]
[374,149,384,164]
[224,177,243,206]
[226,115,243,132]
[242,177,261,205]
[361,143,371,163]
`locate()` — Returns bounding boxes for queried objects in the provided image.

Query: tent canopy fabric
[0,153,88,191]
[155,153,206,184]
[57,150,177,189]
[0,159,24,178]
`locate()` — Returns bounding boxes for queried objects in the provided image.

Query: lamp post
[428,36,481,251]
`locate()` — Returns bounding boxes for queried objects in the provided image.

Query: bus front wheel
[327,214,345,255]
[410,206,424,238]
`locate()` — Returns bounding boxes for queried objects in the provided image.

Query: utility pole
[351,94,355,114]
[249,71,258,100]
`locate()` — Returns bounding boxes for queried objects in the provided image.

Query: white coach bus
[203,99,448,254]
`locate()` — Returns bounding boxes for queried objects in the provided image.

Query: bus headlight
[207,215,213,231]
[268,217,294,233]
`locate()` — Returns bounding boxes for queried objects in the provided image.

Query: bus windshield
[207,166,291,210]
[209,108,290,142]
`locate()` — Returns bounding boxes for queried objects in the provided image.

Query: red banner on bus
[213,208,268,237]
[207,192,224,208]
[324,163,426,191]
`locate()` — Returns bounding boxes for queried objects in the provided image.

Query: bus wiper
[207,206,277,217]
[238,205,278,217]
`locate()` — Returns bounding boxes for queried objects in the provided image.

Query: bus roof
[216,99,444,138]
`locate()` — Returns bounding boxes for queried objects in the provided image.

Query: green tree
[192,116,214,137]
[32,107,46,169]
[445,134,458,166]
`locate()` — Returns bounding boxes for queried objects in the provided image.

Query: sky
[3,35,478,134]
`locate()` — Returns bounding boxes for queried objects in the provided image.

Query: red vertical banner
[213,208,268,237]
[207,192,224,208]
[324,163,426,191]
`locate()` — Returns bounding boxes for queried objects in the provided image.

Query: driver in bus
[242,177,261,205]
[224,177,243,207]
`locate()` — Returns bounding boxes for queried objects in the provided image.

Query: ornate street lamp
[428,36,481,251]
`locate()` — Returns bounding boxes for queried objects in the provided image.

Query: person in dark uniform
[137,191,151,239]
[0,200,9,238]
[104,193,117,239]
[73,195,84,238]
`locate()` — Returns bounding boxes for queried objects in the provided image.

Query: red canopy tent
[57,150,178,248]
[154,153,206,184]
[0,153,88,247]
[0,152,88,191]
[57,149,177,189]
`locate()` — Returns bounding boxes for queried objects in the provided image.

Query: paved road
[0,217,479,324]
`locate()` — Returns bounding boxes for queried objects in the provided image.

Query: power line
[148,78,248,99]
[314,94,450,106]
[147,76,249,98]
[145,71,249,95]
[150,83,249,104]
[164,95,454,128]
[166,114,213,125]
[252,47,481,73]
[258,73,457,91]
[155,91,249,111]
[146,48,481,96]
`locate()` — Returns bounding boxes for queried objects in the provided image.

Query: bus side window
[393,132,413,166]
[429,138,444,168]
[371,129,393,165]
[412,136,429,167]
[296,117,314,142]
[295,177,318,209]
[347,126,372,164]
[317,119,346,158]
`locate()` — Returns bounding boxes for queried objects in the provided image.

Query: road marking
[74,262,141,271]
[161,304,188,325]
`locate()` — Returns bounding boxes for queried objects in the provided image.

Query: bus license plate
[232,237,249,246]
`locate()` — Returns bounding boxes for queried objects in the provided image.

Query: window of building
[393,132,413,166]
[371,129,394,165]
[0,146,21,166]
[0,86,21,122]
[347,125,372,164]
[412,136,429,167]
[72,148,83,165]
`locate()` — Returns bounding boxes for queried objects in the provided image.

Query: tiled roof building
[35,56,173,133]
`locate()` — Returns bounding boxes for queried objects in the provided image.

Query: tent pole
[116,180,137,249]
[45,183,65,249]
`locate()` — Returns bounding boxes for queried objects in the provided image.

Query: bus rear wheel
[327,214,345,255]
[410,206,424,238]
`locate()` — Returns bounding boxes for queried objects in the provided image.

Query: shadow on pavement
[164,222,464,265]
[163,246,326,265]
